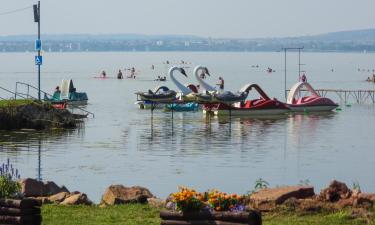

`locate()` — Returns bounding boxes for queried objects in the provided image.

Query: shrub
[0,159,21,199]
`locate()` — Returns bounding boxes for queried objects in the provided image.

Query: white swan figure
[193,65,216,92]
[169,66,192,95]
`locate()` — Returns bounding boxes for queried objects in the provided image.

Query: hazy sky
[1,0,374,38]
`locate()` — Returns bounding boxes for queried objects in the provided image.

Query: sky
[0,0,375,38]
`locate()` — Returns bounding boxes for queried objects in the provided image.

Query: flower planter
[0,198,42,225]
[160,210,262,225]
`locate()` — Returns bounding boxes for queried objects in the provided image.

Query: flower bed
[160,187,261,225]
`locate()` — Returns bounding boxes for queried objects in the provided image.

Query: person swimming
[101,70,107,78]
[117,69,123,79]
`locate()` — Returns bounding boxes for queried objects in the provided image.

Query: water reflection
[0,127,83,181]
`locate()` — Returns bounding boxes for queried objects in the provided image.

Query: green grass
[0,99,35,108]
[42,204,161,225]
[41,204,374,225]
[263,211,370,225]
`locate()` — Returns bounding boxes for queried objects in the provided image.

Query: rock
[351,189,361,198]
[19,178,70,197]
[250,186,315,208]
[19,178,46,197]
[298,199,324,212]
[44,181,70,196]
[147,198,165,208]
[358,193,375,202]
[282,197,300,211]
[336,198,354,209]
[101,185,154,205]
[48,192,70,203]
[33,196,51,204]
[60,193,92,205]
[0,101,78,130]
[353,196,373,209]
[319,180,352,202]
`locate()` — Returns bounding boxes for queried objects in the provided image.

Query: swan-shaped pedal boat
[286,82,338,112]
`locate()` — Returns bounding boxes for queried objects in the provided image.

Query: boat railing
[14,82,95,118]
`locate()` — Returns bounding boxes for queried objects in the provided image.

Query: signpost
[33,1,41,100]
[35,55,42,65]
[35,39,42,51]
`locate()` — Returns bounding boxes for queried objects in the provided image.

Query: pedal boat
[286,82,338,112]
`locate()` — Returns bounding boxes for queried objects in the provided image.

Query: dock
[293,89,375,104]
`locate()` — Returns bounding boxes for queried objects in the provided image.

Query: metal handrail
[15,81,53,100]
[0,85,29,100]
[14,81,95,118]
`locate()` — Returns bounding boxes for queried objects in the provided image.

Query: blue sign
[35,56,43,65]
[35,39,42,51]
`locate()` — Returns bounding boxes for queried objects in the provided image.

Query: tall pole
[37,1,41,100]
[298,48,301,77]
[284,48,287,100]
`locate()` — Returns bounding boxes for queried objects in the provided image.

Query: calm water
[0,52,375,202]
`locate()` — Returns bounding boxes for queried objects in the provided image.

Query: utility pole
[33,1,41,100]
[282,47,304,100]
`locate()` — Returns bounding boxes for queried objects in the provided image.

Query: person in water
[101,70,107,78]
[117,69,123,79]
[130,67,135,78]
[299,73,307,82]
[217,77,224,90]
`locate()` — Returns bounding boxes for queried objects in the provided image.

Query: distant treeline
[0,29,374,52]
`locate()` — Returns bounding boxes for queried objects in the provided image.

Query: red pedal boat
[286,82,338,112]
[203,84,290,116]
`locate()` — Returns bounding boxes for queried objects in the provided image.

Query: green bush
[0,159,21,199]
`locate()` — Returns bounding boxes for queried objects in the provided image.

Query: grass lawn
[41,204,373,225]
[0,99,35,108]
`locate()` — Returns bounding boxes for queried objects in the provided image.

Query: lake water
[0,52,374,202]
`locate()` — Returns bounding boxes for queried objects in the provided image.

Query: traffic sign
[35,39,42,51]
[35,56,43,65]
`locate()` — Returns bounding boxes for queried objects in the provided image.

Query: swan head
[179,67,188,77]
[194,65,210,77]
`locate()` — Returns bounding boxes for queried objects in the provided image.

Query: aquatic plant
[254,178,269,191]
[352,181,361,192]
[0,158,21,199]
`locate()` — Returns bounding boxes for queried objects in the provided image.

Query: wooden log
[0,207,41,216]
[161,220,248,225]
[160,210,261,224]
[0,215,41,225]
[0,199,42,209]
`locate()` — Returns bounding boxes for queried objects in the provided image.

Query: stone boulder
[358,193,375,202]
[147,198,165,208]
[101,185,154,205]
[44,181,70,196]
[19,178,70,197]
[249,186,315,211]
[319,180,351,202]
[48,192,70,204]
[60,193,92,205]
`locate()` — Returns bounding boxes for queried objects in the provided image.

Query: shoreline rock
[0,101,79,130]
[101,185,154,206]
